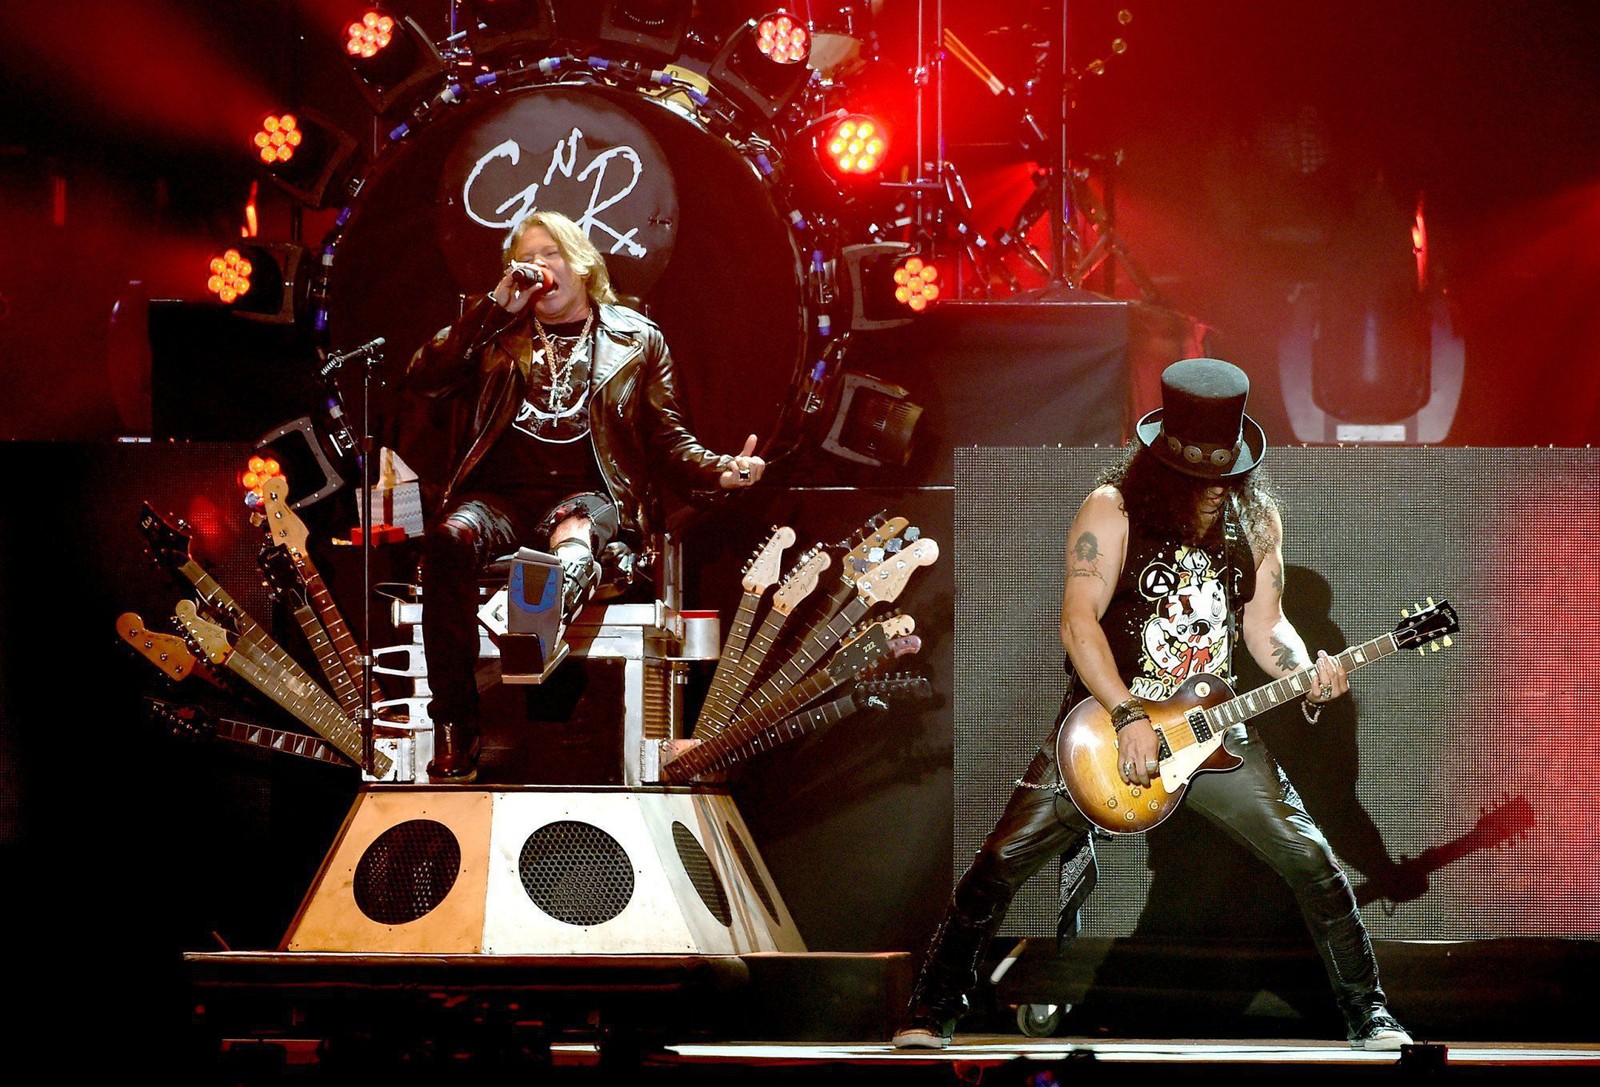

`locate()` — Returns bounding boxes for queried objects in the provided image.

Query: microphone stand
[319,342,385,778]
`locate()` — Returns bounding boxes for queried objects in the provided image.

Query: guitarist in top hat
[892,357,1412,1052]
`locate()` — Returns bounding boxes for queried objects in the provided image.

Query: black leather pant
[909,705,1389,1034]
[420,491,619,726]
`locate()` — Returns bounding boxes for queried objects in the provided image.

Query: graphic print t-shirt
[1093,519,1256,702]
[464,317,608,510]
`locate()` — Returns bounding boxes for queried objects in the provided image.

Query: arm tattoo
[1069,532,1103,580]
[1272,566,1284,594]
[1269,633,1300,673]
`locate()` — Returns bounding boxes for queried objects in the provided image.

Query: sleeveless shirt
[1068,505,1258,705]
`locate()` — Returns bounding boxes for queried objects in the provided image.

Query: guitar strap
[1221,495,1245,687]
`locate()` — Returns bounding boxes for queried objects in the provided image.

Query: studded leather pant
[906,701,1389,1035]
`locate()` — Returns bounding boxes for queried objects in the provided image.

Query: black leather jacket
[404,296,727,569]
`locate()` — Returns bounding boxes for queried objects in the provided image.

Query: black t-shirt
[463,315,609,513]
[1072,511,1257,704]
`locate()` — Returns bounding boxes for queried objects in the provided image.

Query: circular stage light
[822,114,886,176]
[756,12,810,64]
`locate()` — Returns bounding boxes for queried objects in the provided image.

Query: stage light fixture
[820,371,923,468]
[598,0,693,61]
[252,108,359,209]
[820,114,886,176]
[840,241,919,330]
[893,255,940,312]
[707,16,816,120]
[239,454,282,504]
[253,114,303,167]
[755,12,810,64]
[463,0,557,62]
[206,248,254,305]
[204,242,310,325]
[344,13,446,116]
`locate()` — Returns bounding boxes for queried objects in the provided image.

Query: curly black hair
[1097,442,1280,552]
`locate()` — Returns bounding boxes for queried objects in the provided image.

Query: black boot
[892,896,1004,1048]
[1297,869,1412,1050]
[427,717,481,783]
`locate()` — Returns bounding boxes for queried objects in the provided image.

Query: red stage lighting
[251,108,359,209]
[240,454,282,502]
[893,256,940,312]
[345,11,396,59]
[206,248,254,305]
[253,114,303,166]
[822,114,887,176]
[756,12,810,64]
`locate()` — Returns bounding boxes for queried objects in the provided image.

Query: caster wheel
[1016,1002,1065,1037]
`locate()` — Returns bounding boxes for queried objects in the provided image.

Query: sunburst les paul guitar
[1057,598,1460,835]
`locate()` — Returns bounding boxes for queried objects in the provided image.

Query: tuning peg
[1426,595,1436,607]
[1441,635,1453,648]
[1416,647,1425,656]
[1401,606,1411,618]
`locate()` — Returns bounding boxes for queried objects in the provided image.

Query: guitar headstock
[257,475,311,557]
[840,514,909,576]
[258,542,309,606]
[856,536,940,605]
[145,697,217,742]
[741,525,797,593]
[137,501,195,570]
[1394,597,1459,653]
[771,546,832,614]
[830,614,917,677]
[855,672,935,708]
[117,612,197,683]
[1470,794,1535,851]
[173,599,234,665]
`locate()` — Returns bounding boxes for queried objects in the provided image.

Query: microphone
[507,261,552,294]
[319,336,386,377]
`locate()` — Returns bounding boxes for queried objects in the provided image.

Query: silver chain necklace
[532,309,594,417]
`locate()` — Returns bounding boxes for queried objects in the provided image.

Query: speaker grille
[725,821,779,921]
[518,820,635,926]
[673,822,731,926]
[352,819,462,925]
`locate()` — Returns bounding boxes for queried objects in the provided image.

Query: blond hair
[502,209,619,306]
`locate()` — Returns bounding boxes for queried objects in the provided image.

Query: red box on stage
[349,524,407,546]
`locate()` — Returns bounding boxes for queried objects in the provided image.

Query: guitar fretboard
[1205,634,1401,728]
[228,635,393,776]
[696,605,796,737]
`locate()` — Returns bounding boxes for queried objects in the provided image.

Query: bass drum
[325,82,806,467]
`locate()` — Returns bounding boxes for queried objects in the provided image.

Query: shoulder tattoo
[1069,531,1103,580]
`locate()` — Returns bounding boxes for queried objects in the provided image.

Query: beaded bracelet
[1110,697,1149,732]
[1301,699,1323,724]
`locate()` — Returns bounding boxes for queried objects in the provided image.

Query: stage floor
[211,1034,1599,1082]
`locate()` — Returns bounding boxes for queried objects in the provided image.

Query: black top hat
[1134,357,1265,479]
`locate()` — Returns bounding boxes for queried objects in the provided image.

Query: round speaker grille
[353,819,462,925]
[672,821,731,926]
[725,820,780,921]
[519,820,635,926]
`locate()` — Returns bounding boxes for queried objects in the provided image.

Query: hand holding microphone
[491,259,554,314]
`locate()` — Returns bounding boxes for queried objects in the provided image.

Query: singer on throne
[401,208,766,783]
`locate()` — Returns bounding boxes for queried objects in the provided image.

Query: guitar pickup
[1185,708,1213,743]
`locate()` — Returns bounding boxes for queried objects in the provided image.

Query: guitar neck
[153,698,351,769]
[695,592,769,733]
[741,595,867,715]
[696,605,796,736]
[297,558,371,705]
[179,560,260,639]
[1209,633,1401,728]
[700,688,864,774]
[285,599,363,720]
[229,633,391,776]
